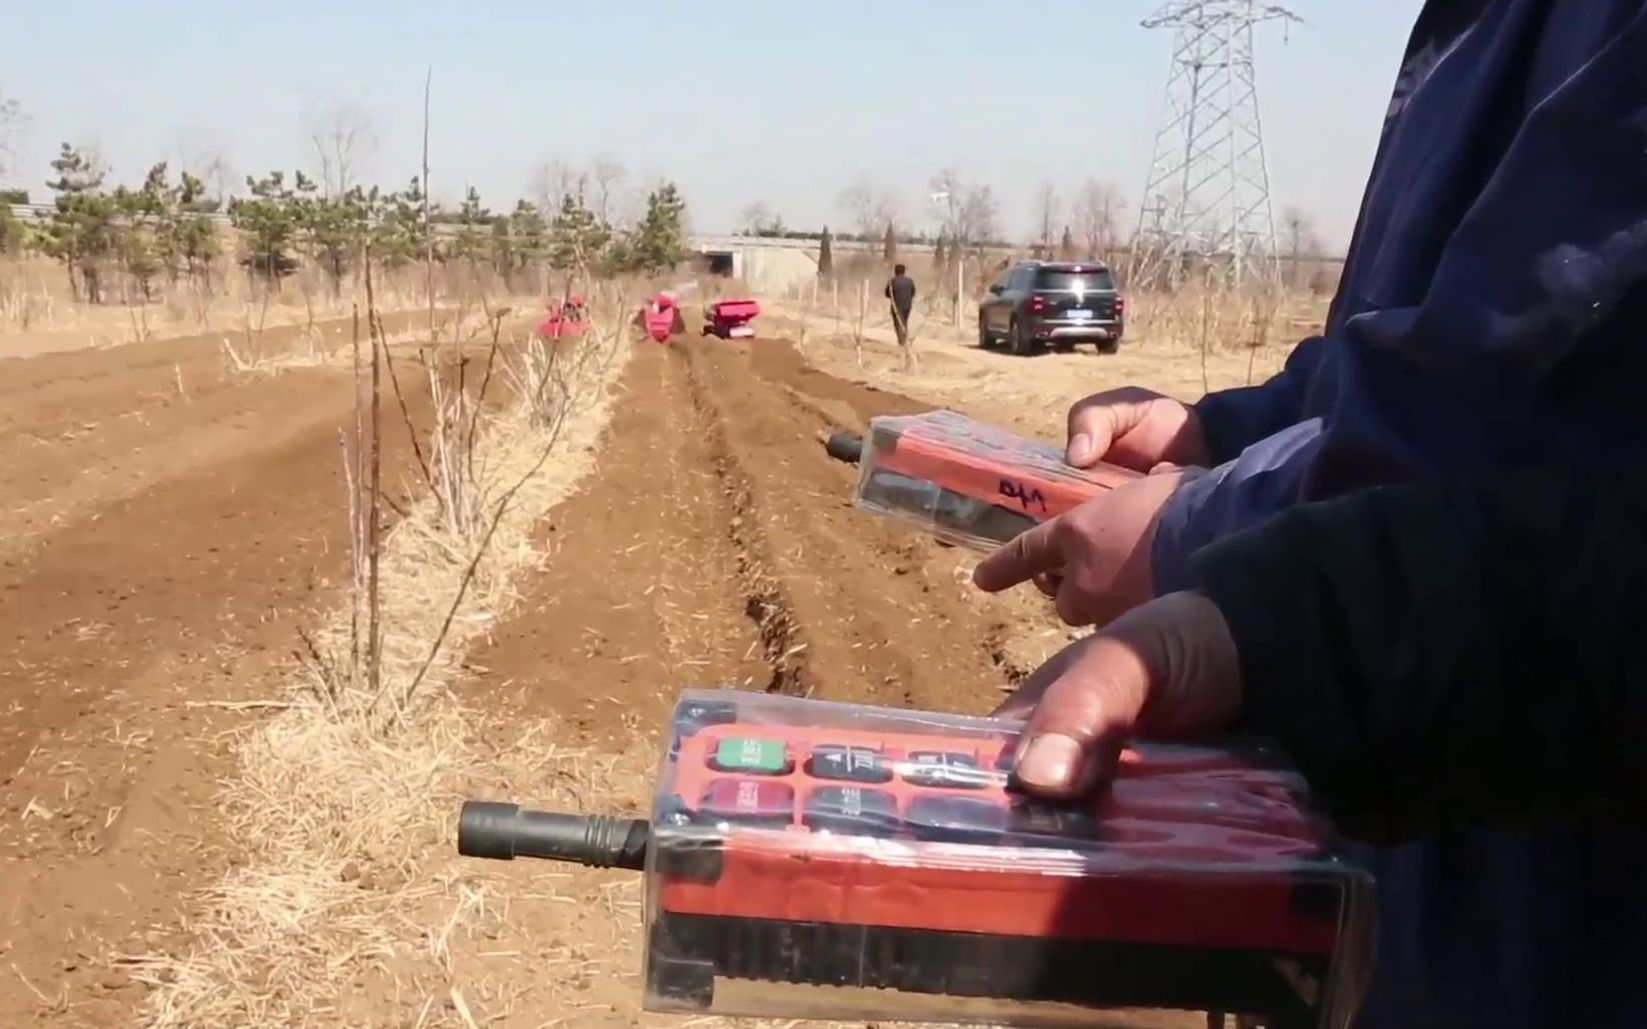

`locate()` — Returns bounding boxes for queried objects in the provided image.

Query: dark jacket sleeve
[1192,334,1327,463]
[1188,465,1647,845]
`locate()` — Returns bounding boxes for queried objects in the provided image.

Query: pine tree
[1059,225,1076,261]
[508,199,549,268]
[371,176,432,271]
[228,171,302,285]
[177,174,220,292]
[630,183,687,273]
[548,192,610,272]
[111,169,164,301]
[144,166,221,291]
[882,222,897,262]
[40,143,116,302]
[933,231,948,274]
[817,226,834,279]
[294,173,368,297]
[450,186,492,266]
[489,216,513,266]
[0,204,24,256]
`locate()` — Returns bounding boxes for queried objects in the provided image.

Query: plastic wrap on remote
[855,468,1040,550]
[643,688,1376,1028]
[849,410,1142,550]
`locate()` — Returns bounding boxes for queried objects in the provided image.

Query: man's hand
[973,468,1194,626]
[993,592,1242,799]
[1067,387,1213,472]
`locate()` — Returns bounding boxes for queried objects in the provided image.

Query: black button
[1006,801,1101,845]
[992,742,1020,773]
[902,751,993,790]
[907,796,1008,843]
[803,787,901,836]
[806,745,894,784]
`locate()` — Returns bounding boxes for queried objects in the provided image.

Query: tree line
[0,141,689,304]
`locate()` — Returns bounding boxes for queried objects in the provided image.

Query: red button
[699,778,795,827]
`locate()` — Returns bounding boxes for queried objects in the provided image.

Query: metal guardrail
[8,201,234,226]
[689,234,946,255]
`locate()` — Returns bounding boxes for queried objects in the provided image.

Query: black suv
[978,260,1125,355]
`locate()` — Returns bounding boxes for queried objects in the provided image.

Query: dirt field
[0,307,524,1021]
[0,297,1316,1027]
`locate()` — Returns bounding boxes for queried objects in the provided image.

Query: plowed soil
[0,311,520,1025]
[468,335,1016,753]
[0,313,1226,1029]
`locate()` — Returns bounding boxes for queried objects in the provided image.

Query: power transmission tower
[1130,0,1300,290]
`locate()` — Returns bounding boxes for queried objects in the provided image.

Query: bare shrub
[1126,277,1322,362]
[139,266,636,1024]
[299,260,635,729]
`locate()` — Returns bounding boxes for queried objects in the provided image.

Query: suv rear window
[1035,268,1115,291]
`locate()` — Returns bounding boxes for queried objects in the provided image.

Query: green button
[714,737,789,774]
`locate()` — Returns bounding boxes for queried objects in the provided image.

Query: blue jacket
[1150,2,1647,1026]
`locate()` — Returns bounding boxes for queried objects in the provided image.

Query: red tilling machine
[702,298,760,339]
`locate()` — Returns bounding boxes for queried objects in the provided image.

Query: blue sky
[2,0,1424,251]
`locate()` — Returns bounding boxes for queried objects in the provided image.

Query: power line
[1131,0,1300,290]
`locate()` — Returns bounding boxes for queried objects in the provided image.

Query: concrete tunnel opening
[696,251,736,277]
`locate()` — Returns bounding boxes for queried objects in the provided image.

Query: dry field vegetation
[774,252,1322,439]
[2,252,444,358]
[0,215,1330,1028]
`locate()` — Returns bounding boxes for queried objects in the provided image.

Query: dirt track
[470,334,1016,745]
[0,313,1224,1027]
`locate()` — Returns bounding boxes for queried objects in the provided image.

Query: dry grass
[217,301,516,376]
[131,703,475,1025]
[0,255,464,334]
[133,288,636,1027]
[0,254,533,363]
[762,284,1321,433]
[786,274,1323,361]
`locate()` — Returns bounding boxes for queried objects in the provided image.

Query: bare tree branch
[591,156,627,225]
[306,99,379,197]
[1074,178,1125,258]
[529,159,584,215]
[837,178,898,241]
[1032,182,1062,252]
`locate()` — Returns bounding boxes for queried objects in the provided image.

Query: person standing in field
[885,263,916,347]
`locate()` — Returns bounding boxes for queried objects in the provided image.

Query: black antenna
[457,802,650,870]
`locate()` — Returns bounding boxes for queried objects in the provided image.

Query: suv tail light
[1115,296,1126,319]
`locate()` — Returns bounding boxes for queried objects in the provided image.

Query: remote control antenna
[824,431,863,465]
[458,801,650,871]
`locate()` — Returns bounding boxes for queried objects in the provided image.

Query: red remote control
[458,690,1374,1028]
[847,410,1141,550]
